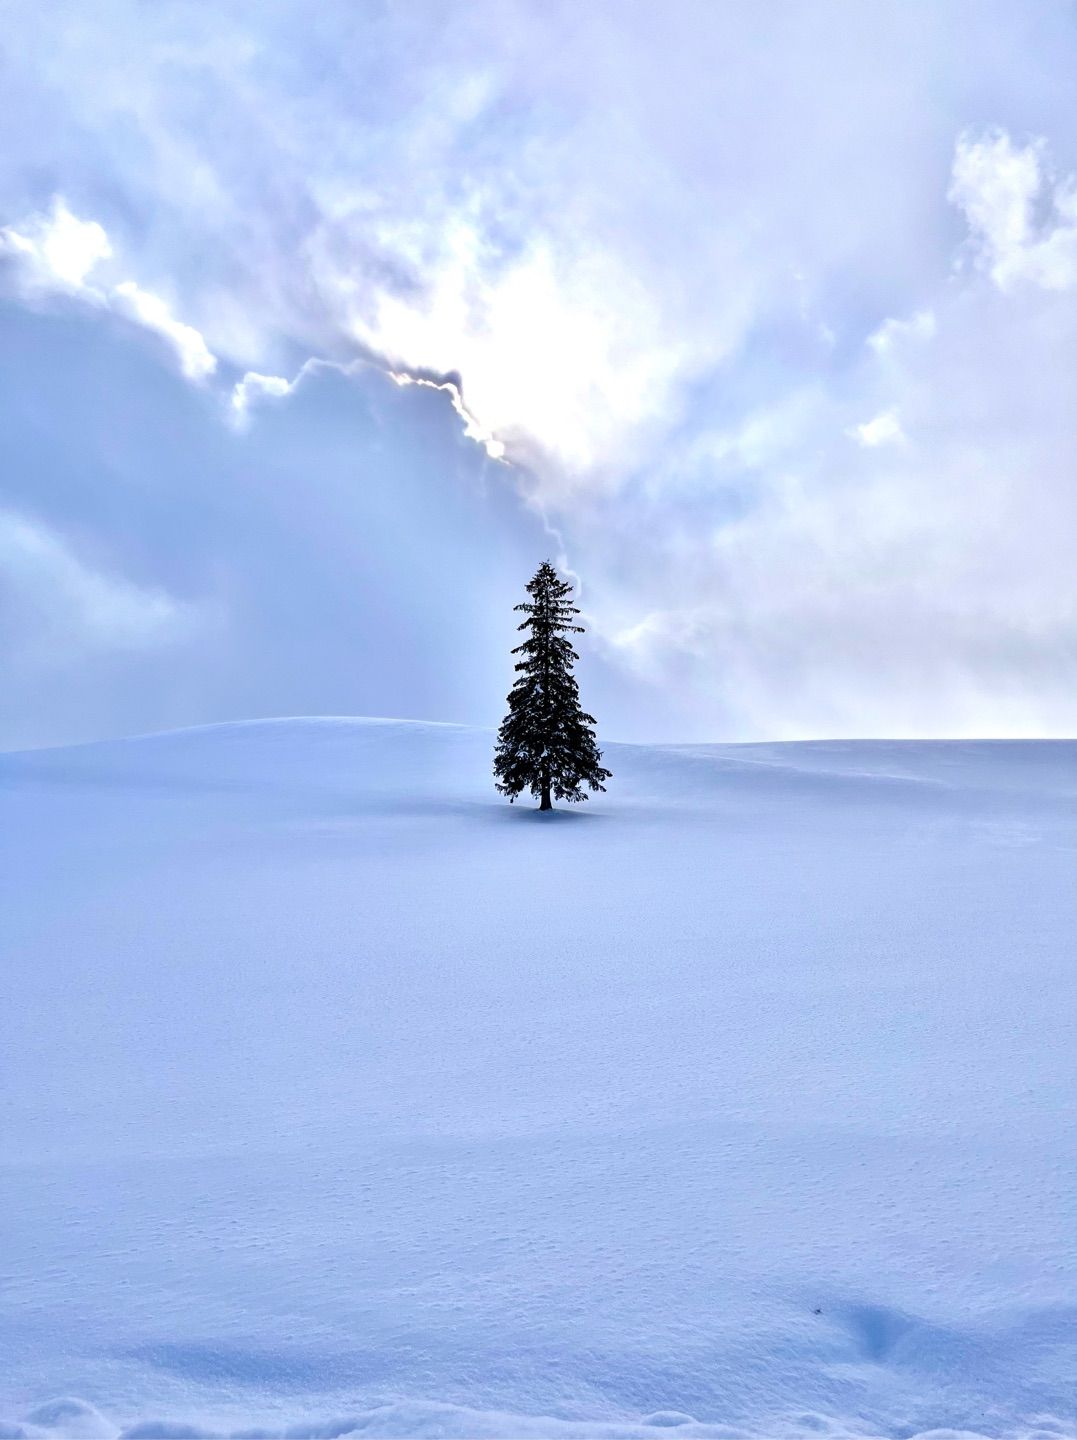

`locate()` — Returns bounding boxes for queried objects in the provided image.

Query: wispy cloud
[0,510,195,658]
[850,411,905,448]
[868,309,936,356]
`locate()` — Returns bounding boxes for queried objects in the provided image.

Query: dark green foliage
[494,561,612,810]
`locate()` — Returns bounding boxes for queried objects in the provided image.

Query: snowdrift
[2,719,1075,1439]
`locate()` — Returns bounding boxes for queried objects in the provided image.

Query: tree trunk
[539,776,552,811]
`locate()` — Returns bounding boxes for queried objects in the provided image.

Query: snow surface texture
[2,719,1075,1440]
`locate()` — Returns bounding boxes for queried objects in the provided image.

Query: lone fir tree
[494,561,612,810]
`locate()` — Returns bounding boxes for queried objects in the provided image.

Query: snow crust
[2,719,1075,1439]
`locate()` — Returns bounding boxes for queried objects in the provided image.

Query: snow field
[2,720,1075,1438]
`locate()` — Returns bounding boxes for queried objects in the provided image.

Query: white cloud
[0,196,112,293]
[581,129,1077,738]
[230,358,510,463]
[604,607,709,681]
[869,309,936,356]
[949,128,1077,291]
[0,10,1008,495]
[111,280,217,381]
[389,371,505,460]
[0,511,195,659]
[850,411,905,447]
[230,370,294,426]
[336,228,691,485]
[1,197,217,382]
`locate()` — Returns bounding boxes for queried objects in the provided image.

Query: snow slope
[2,719,1075,1439]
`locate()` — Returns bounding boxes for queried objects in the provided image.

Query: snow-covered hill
[2,719,1075,1439]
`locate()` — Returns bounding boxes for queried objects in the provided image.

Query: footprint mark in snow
[844,1303,916,1362]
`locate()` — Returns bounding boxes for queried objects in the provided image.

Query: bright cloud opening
[0,197,112,292]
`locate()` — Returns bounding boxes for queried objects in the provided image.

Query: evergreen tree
[494,561,612,810]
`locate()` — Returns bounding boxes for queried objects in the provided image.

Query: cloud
[6,9,1077,740]
[229,359,509,467]
[111,280,217,381]
[0,196,112,292]
[580,126,1077,738]
[950,128,1077,291]
[851,411,905,447]
[0,510,195,661]
[321,220,691,485]
[8,4,969,487]
[1,196,218,382]
[389,371,505,461]
[230,370,294,425]
[869,309,936,356]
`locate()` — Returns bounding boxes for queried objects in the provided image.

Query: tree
[494,561,612,810]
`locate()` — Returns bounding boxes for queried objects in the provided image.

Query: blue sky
[4,0,1077,747]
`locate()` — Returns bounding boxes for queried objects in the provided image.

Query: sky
[3,0,1077,748]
